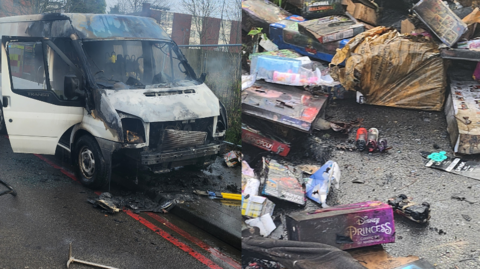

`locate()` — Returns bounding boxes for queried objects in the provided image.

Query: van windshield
[82,40,198,89]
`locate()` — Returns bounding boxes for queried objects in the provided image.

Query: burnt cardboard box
[285,0,345,19]
[412,0,467,47]
[242,0,293,32]
[269,19,350,63]
[286,201,395,250]
[444,80,480,155]
[242,81,328,132]
[261,158,306,206]
[352,3,378,25]
[298,14,365,43]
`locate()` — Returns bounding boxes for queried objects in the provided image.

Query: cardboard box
[242,195,275,218]
[269,20,350,63]
[242,0,292,32]
[445,80,480,155]
[286,201,395,250]
[261,159,305,205]
[412,0,467,47]
[242,81,328,132]
[298,15,365,43]
[401,19,416,34]
[285,0,345,19]
[242,126,291,156]
[352,3,378,25]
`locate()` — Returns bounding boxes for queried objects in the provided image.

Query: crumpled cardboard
[330,27,446,111]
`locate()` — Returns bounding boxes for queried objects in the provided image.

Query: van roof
[0,13,171,41]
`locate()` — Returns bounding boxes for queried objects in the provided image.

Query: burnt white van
[0,14,227,188]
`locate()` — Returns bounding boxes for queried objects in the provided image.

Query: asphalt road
[0,135,240,269]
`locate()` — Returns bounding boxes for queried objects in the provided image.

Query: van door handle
[2,96,8,107]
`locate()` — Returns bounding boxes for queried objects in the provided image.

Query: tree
[111,0,171,14]
[65,0,107,13]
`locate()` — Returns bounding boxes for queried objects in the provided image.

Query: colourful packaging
[286,201,395,250]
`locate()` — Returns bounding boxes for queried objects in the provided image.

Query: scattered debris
[296,164,320,175]
[352,179,365,184]
[0,179,16,197]
[67,243,118,269]
[356,128,368,152]
[245,214,277,237]
[451,194,477,204]
[422,151,480,180]
[286,201,395,249]
[224,150,242,167]
[94,193,120,214]
[242,195,275,218]
[392,258,435,269]
[348,245,420,269]
[262,158,306,205]
[305,160,341,207]
[387,194,431,223]
[242,236,367,269]
[462,214,472,221]
[88,192,175,214]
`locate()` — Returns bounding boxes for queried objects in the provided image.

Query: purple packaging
[286,201,395,250]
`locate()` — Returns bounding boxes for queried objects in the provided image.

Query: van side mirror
[64,75,84,99]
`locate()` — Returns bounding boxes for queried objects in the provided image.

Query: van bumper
[139,143,224,173]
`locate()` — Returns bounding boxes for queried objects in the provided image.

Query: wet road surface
[0,135,240,269]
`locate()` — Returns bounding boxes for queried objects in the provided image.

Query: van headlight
[121,118,145,144]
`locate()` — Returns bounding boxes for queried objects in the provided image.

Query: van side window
[45,39,82,101]
[7,41,46,90]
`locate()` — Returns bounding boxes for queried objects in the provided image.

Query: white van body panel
[105,83,220,123]
[70,109,122,145]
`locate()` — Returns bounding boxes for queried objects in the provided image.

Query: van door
[1,37,84,154]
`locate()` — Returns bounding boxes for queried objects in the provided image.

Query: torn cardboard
[331,27,446,111]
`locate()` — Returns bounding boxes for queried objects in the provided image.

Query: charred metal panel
[141,143,222,165]
[0,13,170,40]
[242,81,328,132]
[66,14,170,40]
[161,129,207,150]
[105,84,219,123]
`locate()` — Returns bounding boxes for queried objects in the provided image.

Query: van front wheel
[75,135,110,189]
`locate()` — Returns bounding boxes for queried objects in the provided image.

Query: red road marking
[125,210,223,269]
[30,149,231,268]
[33,154,102,195]
[33,154,78,182]
[146,212,240,269]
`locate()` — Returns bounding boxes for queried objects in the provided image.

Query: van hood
[105,83,220,123]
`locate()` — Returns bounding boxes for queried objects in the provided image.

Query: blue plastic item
[305,160,340,206]
[427,151,447,162]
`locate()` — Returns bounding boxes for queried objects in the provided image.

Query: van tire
[74,135,110,189]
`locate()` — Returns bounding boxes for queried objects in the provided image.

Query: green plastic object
[427,151,447,162]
